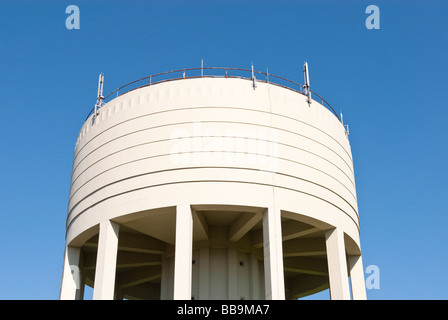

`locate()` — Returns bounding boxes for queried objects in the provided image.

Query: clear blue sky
[0,0,446,300]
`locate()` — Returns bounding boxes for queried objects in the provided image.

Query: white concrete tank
[60,67,366,300]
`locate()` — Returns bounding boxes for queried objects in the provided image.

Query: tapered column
[93,220,120,300]
[348,255,367,300]
[325,228,350,300]
[60,246,81,300]
[173,204,193,300]
[263,207,285,300]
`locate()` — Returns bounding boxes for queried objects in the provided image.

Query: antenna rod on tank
[251,62,257,89]
[201,59,203,77]
[303,62,311,105]
[94,73,104,120]
[341,111,350,137]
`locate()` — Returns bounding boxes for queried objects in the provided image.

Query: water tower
[60,64,366,300]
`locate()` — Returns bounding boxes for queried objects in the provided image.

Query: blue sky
[0,0,446,300]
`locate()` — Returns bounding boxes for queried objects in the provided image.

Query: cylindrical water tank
[60,68,366,300]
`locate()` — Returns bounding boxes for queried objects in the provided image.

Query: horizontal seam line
[66,167,359,227]
[70,133,357,193]
[72,120,354,182]
[66,180,360,236]
[76,106,351,162]
[68,150,357,205]
[73,106,353,170]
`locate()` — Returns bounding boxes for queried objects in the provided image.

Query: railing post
[85,67,340,123]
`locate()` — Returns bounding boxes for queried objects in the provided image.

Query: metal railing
[86,67,340,122]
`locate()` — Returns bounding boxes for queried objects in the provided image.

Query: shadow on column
[79,225,169,300]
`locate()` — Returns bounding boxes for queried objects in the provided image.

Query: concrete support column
[79,269,86,300]
[198,246,210,300]
[114,288,124,300]
[60,246,81,300]
[228,248,238,299]
[250,252,261,300]
[173,204,193,300]
[93,220,120,300]
[263,207,285,300]
[348,255,367,300]
[160,255,174,300]
[325,228,350,300]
